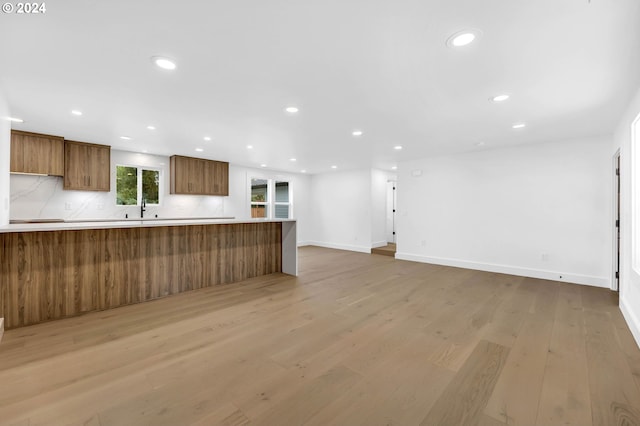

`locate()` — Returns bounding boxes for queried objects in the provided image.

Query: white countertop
[0,218,295,233]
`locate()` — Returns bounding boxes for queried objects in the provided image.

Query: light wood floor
[371,243,396,257]
[1,246,639,425]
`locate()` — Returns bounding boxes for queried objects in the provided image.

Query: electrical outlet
[65,202,72,211]
[541,253,548,261]
[421,240,426,247]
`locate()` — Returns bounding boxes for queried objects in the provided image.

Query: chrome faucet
[141,196,146,218]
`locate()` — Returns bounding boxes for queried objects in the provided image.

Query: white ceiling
[1,0,639,174]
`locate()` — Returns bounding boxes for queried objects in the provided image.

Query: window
[274,181,290,219]
[116,165,160,205]
[251,178,268,218]
[250,178,291,219]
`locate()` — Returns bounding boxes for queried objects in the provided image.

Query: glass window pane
[275,181,289,203]
[142,169,160,204]
[275,204,289,219]
[251,179,268,202]
[116,166,138,205]
[251,204,267,218]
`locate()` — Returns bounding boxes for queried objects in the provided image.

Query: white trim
[612,150,621,291]
[632,112,640,275]
[306,241,372,254]
[297,240,311,247]
[372,240,388,249]
[620,298,640,350]
[395,252,609,288]
[0,318,4,344]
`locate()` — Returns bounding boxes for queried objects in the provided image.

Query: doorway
[386,180,396,244]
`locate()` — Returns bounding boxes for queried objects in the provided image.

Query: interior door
[386,181,396,243]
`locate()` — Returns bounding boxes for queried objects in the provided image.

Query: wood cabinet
[10,130,65,176]
[170,155,229,196]
[1,222,283,328]
[63,140,111,191]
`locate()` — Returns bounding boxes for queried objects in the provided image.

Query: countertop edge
[0,218,296,233]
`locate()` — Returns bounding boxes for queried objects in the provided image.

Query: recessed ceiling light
[301,170,307,173]
[120,136,132,140]
[195,148,204,152]
[446,29,481,48]
[147,125,156,130]
[260,164,267,168]
[512,123,526,129]
[152,56,177,70]
[352,130,363,137]
[203,136,212,141]
[331,165,338,169]
[290,158,297,162]
[491,94,510,102]
[71,110,83,116]
[4,116,24,123]
[394,145,403,150]
[391,166,398,170]
[246,145,253,149]
[142,150,148,153]
[285,106,299,114]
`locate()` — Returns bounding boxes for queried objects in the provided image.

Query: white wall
[308,169,373,253]
[371,169,393,248]
[0,93,10,226]
[9,149,312,242]
[396,137,612,288]
[308,168,392,252]
[613,85,640,348]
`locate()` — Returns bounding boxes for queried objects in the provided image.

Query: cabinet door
[64,141,111,191]
[170,156,191,194]
[204,160,229,196]
[189,158,205,194]
[64,142,90,189]
[89,145,111,191]
[10,130,64,176]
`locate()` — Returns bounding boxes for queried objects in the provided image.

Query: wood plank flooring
[0,246,639,425]
[371,243,396,257]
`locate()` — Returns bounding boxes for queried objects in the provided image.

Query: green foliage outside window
[116,166,138,205]
[142,169,160,204]
[116,166,160,205]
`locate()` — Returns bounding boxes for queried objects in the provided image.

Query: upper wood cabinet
[10,130,65,176]
[64,140,111,191]
[170,155,229,196]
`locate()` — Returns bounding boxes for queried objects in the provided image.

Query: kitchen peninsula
[0,218,297,329]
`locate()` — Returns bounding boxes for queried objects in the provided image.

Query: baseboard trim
[306,241,371,254]
[297,240,311,247]
[371,240,388,249]
[395,252,609,288]
[620,298,640,350]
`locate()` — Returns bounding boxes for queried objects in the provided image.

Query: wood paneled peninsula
[0,219,297,329]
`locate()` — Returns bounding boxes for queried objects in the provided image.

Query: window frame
[249,176,293,219]
[273,180,292,219]
[116,164,162,207]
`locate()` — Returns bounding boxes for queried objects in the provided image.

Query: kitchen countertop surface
[0,217,296,233]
